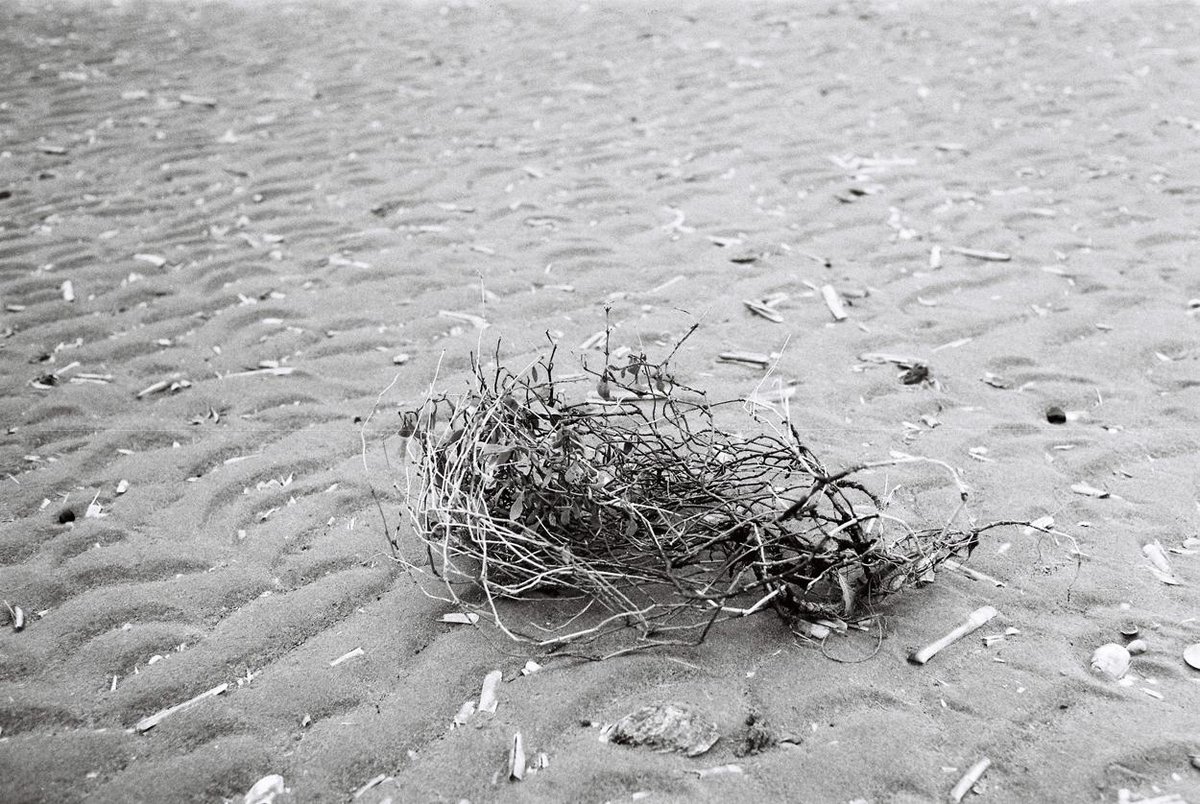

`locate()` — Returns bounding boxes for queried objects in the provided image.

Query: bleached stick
[910,606,997,665]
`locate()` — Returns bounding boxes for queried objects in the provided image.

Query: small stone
[1126,639,1148,655]
[1046,406,1067,424]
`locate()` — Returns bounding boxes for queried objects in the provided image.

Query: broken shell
[243,774,285,804]
[1090,643,1131,680]
[1126,639,1148,656]
[1119,624,1139,639]
[1184,643,1200,672]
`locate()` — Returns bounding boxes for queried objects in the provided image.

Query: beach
[1,0,1199,801]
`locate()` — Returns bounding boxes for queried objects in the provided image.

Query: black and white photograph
[1,0,1198,801]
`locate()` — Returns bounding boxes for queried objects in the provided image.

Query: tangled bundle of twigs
[397,341,982,658]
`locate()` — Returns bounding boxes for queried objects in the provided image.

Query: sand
[1,0,1199,801]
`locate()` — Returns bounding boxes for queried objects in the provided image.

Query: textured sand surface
[1,1,1199,801]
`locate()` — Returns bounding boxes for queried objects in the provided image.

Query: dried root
[394,337,981,658]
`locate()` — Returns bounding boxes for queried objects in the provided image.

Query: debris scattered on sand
[136,377,192,397]
[3,601,24,632]
[661,207,694,234]
[900,363,931,385]
[508,732,527,781]
[451,700,475,729]
[329,647,364,667]
[1070,482,1109,499]
[243,774,285,804]
[820,284,848,321]
[601,703,720,757]
[521,660,542,676]
[950,756,991,802]
[1090,643,1131,680]
[179,93,217,107]
[439,612,479,625]
[950,247,1011,262]
[691,764,744,779]
[649,275,685,294]
[134,253,167,269]
[910,606,998,665]
[943,559,1005,587]
[734,713,774,757]
[84,491,105,519]
[1183,644,1200,671]
[351,774,387,799]
[743,298,783,323]
[135,682,229,732]
[479,669,503,713]
[1143,542,1181,585]
[1116,791,1187,804]
[439,310,489,329]
[61,280,75,302]
[717,350,771,368]
[69,372,113,385]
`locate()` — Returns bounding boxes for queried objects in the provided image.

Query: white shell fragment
[1143,541,1181,585]
[439,612,479,625]
[1090,643,1131,680]
[508,732,527,781]
[950,757,991,803]
[451,700,475,729]
[1184,643,1200,671]
[601,702,720,757]
[478,669,503,713]
[243,774,285,804]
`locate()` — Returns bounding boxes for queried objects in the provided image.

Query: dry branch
[392,336,984,658]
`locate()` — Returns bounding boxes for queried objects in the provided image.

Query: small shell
[1126,639,1148,656]
[1184,643,1200,672]
[1090,643,1131,680]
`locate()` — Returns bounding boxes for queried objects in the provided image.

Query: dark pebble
[57,508,75,524]
[1046,406,1067,424]
[901,364,930,385]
